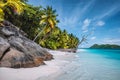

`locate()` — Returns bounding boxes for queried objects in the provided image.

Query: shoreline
[0,50,78,80]
[57,49,77,53]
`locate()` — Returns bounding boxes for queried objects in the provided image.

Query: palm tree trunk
[33,27,46,42]
[41,29,52,41]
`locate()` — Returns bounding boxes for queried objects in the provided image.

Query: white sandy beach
[1,49,120,80]
[0,50,79,80]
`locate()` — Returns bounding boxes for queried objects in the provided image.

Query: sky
[28,0,120,48]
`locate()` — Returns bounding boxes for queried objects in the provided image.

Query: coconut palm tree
[0,0,25,22]
[33,6,59,41]
[40,6,58,29]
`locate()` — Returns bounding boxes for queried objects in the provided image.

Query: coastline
[57,48,77,53]
[0,50,78,80]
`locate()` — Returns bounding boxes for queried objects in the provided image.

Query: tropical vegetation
[0,0,25,21]
[90,44,120,49]
[0,0,82,50]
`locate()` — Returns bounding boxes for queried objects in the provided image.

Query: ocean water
[76,49,120,80]
[37,49,120,80]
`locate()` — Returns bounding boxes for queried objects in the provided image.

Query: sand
[0,50,78,80]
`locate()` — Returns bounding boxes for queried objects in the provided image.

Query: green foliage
[90,44,120,49]
[3,1,80,50]
[0,0,25,22]
[39,27,79,50]
[5,4,42,39]
[35,6,59,41]
[40,6,58,29]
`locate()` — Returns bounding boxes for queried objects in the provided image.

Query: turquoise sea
[76,49,120,80]
[36,49,120,80]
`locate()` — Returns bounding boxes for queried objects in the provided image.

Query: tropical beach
[0,0,120,80]
[0,50,78,80]
[1,49,120,80]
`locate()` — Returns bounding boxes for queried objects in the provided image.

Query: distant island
[90,44,120,49]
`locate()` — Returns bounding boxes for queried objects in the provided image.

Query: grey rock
[0,21,53,68]
[1,26,15,36]
[0,37,10,58]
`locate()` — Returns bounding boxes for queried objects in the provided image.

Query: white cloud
[83,30,88,33]
[98,9,114,19]
[105,39,120,43]
[93,5,119,20]
[59,16,78,27]
[58,0,96,30]
[72,0,95,21]
[83,19,91,29]
[91,36,96,40]
[82,19,91,32]
[102,38,120,45]
[96,21,105,26]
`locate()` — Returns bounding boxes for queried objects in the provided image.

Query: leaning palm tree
[33,6,59,41]
[0,0,25,23]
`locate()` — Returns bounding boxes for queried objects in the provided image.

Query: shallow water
[37,49,120,80]
[76,49,120,80]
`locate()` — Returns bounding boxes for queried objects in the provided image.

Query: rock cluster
[0,21,53,68]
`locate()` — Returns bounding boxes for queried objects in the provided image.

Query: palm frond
[6,0,25,14]
[0,0,25,22]
[0,8,4,21]
[40,19,46,24]
[48,18,54,28]
[0,1,5,8]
